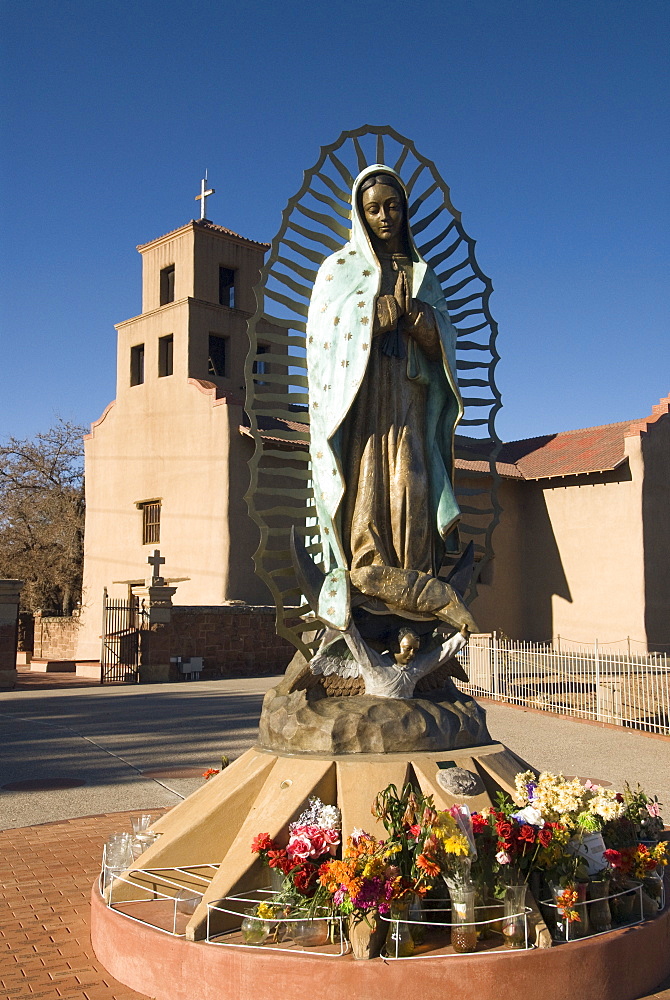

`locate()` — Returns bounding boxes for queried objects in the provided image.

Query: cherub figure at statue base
[311,621,470,700]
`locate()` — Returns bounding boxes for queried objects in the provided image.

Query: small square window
[158,335,173,377]
[140,501,161,545]
[130,344,145,386]
[160,265,175,305]
[219,267,235,308]
[208,335,228,377]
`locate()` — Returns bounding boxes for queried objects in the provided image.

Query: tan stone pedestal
[105,740,539,942]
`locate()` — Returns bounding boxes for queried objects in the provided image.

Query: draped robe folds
[306,164,463,631]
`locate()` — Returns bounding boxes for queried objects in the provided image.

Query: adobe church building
[467,398,670,652]
[73,211,286,668]
[66,193,668,673]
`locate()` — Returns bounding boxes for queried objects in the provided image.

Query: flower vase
[291,916,329,948]
[449,886,477,954]
[385,901,414,958]
[551,884,581,942]
[347,912,386,960]
[609,880,638,925]
[408,895,426,945]
[587,878,612,934]
[573,881,590,937]
[642,871,663,911]
[501,884,527,949]
[241,908,270,946]
[268,866,285,892]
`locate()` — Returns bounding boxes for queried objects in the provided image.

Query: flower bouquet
[621,783,665,843]
[249,797,341,944]
[604,841,668,918]
[318,830,407,958]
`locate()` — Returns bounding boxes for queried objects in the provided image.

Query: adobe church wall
[469,477,526,637]
[468,456,647,649]
[539,444,646,648]
[640,410,670,651]
[146,605,294,676]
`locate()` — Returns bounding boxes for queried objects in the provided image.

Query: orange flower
[416,853,441,878]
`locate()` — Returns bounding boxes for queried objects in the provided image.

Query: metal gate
[101,590,147,683]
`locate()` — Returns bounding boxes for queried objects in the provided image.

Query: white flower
[496,851,512,865]
[318,804,342,830]
[513,806,545,827]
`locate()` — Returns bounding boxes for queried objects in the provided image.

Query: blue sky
[1,0,668,444]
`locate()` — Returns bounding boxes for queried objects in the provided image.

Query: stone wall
[33,612,81,661]
[0,580,22,689]
[143,605,295,677]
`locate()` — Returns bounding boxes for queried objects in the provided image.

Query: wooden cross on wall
[195,171,215,220]
[147,549,165,585]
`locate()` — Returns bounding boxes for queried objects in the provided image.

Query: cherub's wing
[310,649,361,679]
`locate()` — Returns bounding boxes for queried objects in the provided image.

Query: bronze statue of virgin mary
[305,164,475,636]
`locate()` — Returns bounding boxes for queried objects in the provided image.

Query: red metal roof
[497,420,633,479]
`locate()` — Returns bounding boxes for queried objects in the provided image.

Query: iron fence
[458,635,670,736]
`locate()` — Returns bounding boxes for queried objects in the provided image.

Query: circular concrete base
[91,884,670,1000]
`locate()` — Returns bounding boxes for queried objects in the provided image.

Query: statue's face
[397,633,420,666]
[361,182,404,248]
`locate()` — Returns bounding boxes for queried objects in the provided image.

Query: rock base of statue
[258,652,490,754]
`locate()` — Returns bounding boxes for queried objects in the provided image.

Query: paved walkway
[0,811,165,1000]
[1,674,669,999]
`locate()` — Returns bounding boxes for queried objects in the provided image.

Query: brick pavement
[0,811,165,1000]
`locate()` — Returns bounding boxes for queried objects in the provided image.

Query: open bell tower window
[219,267,236,308]
[160,265,175,305]
[208,335,228,377]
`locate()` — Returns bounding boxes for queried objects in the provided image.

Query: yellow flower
[362,858,385,878]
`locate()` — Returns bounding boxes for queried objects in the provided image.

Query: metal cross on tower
[195,170,215,220]
[147,549,166,584]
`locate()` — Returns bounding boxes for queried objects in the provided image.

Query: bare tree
[0,418,86,614]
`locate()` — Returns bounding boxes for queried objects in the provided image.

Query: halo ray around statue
[245,125,502,658]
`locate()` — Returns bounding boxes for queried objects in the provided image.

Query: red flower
[471,813,488,834]
[518,825,536,844]
[408,824,421,838]
[203,768,219,780]
[293,864,319,896]
[538,828,553,848]
[267,849,292,874]
[496,820,513,839]
[251,832,274,854]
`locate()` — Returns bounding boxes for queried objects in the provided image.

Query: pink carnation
[287,833,316,860]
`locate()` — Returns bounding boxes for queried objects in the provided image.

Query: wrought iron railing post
[492,630,500,701]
